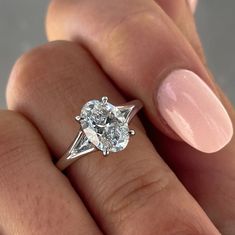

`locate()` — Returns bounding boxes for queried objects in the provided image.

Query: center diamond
[80,98,130,154]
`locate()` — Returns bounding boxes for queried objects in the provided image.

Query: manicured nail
[156,69,233,153]
[188,0,198,13]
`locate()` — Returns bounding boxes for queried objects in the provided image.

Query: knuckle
[103,159,173,227]
[7,41,84,107]
[7,43,53,105]
[104,9,159,47]
[100,157,214,235]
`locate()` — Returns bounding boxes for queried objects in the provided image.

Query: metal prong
[101,96,108,104]
[103,149,110,157]
[129,129,136,136]
[75,116,81,122]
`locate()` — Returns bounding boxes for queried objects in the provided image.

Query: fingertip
[156,69,233,154]
[187,0,198,14]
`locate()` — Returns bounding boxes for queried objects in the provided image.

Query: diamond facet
[80,99,130,153]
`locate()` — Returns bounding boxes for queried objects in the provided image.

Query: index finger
[46,0,233,153]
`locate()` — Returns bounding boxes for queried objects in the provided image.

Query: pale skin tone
[1,0,235,234]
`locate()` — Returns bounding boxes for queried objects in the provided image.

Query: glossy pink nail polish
[156,69,233,153]
[188,0,198,13]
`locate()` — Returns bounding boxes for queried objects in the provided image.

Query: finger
[45,1,235,233]
[0,110,102,235]
[154,0,204,61]
[187,0,198,13]
[46,0,233,153]
[7,41,221,235]
[154,89,235,234]
[157,0,198,15]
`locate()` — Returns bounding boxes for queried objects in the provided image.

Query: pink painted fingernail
[156,69,233,153]
[188,0,198,13]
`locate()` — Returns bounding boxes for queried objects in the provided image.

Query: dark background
[0,1,234,107]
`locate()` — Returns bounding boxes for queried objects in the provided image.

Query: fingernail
[156,69,233,153]
[188,0,198,13]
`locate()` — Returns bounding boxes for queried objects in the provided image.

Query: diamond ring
[56,97,143,171]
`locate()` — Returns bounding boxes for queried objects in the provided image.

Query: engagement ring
[56,97,143,171]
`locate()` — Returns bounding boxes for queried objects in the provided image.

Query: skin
[1,0,234,234]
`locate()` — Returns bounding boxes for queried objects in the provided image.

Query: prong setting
[101,96,108,104]
[129,129,135,136]
[75,116,81,122]
[103,149,110,156]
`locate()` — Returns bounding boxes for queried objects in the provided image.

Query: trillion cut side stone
[80,100,130,153]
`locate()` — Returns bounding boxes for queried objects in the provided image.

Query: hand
[1,0,234,234]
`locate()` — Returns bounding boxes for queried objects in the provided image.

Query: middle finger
[7,41,220,235]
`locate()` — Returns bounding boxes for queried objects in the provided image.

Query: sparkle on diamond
[80,100,130,153]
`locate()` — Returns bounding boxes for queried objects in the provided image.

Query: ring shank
[56,131,96,171]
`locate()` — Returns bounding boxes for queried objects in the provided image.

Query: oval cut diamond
[80,100,129,153]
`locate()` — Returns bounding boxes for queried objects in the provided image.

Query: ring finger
[0,110,101,235]
[7,41,220,234]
